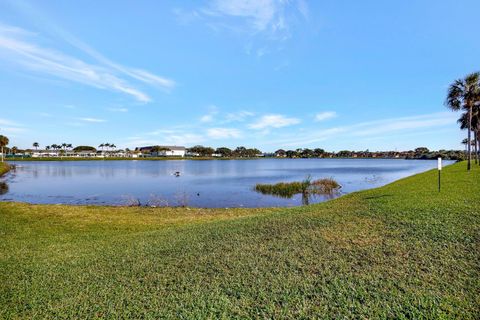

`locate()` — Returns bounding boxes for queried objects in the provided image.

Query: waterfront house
[137,146,186,157]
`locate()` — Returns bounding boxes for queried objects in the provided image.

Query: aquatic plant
[254,176,341,203]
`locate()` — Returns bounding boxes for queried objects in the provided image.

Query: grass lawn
[0,161,479,318]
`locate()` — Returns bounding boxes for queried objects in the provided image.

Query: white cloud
[107,107,128,113]
[0,23,175,102]
[267,112,458,147]
[126,133,205,148]
[207,127,242,139]
[78,117,106,123]
[0,118,21,127]
[225,110,255,122]
[199,105,219,123]
[0,118,25,135]
[199,0,308,40]
[249,114,300,130]
[314,111,337,122]
[200,114,215,123]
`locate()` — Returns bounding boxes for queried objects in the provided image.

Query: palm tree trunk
[475,130,479,165]
[477,129,480,166]
[467,107,472,170]
[1,146,3,162]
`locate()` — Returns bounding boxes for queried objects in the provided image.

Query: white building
[137,146,186,157]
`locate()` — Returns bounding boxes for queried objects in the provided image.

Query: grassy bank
[0,162,10,176]
[0,162,479,318]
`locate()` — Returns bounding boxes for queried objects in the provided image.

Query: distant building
[137,146,186,157]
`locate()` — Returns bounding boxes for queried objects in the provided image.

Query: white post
[437,157,442,192]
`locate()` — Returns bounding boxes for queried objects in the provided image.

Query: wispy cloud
[107,107,128,113]
[199,105,219,123]
[203,0,308,39]
[0,118,26,135]
[78,117,106,123]
[314,111,337,122]
[0,21,174,102]
[224,110,255,122]
[249,114,300,130]
[269,112,458,147]
[207,127,242,139]
[126,132,205,148]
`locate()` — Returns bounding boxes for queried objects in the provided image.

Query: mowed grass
[0,162,479,318]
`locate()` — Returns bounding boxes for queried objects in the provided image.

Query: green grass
[0,162,479,318]
[0,162,10,176]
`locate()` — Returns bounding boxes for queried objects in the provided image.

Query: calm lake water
[0,159,450,207]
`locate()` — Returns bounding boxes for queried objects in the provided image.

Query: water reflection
[0,182,8,195]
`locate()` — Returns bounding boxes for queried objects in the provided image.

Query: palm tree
[51,144,58,156]
[446,72,480,170]
[0,135,9,162]
[33,142,39,150]
[99,143,105,152]
[458,108,480,164]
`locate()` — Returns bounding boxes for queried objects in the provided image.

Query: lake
[0,159,450,207]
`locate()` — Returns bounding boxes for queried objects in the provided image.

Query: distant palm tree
[99,143,104,151]
[51,144,58,155]
[446,72,480,170]
[0,135,9,162]
[33,142,39,150]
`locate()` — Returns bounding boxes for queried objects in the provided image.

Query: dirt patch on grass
[321,216,384,249]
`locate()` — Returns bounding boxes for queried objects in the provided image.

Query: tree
[286,150,296,158]
[274,149,286,157]
[99,144,105,151]
[0,135,9,162]
[445,72,480,170]
[313,148,325,157]
[73,146,97,152]
[458,108,480,164]
[233,146,247,157]
[187,145,214,157]
[33,142,39,150]
[215,147,232,157]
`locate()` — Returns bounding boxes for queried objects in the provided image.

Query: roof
[138,146,186,151]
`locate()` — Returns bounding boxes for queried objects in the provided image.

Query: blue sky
[0,0,478,152]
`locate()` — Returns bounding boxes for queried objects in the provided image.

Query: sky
[0,0,479,152]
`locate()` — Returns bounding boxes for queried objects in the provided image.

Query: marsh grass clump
[254,176,341,202]
[254,181,304,198]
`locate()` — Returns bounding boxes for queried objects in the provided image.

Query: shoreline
[5,156,456,162]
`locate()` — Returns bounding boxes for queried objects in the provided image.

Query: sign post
[437,157,442,192]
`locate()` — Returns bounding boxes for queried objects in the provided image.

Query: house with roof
[136,146,186,157]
